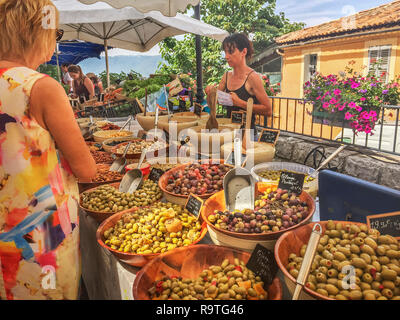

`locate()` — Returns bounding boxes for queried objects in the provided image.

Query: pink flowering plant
[304,60,400,135]
[262,75,281,96]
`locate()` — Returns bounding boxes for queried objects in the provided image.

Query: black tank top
[224,70,258,129]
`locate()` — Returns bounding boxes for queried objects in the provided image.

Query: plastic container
[251,162,318,198]
[125,162,151,176]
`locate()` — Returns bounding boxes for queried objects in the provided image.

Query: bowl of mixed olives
[158,160,233,206]
[79,180,162,222]
[96,202,208,267]
[200,182,315,252]
[275,220,400,300]
[132,244,282,300]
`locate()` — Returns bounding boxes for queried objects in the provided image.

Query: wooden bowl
[200,182,315,252]
[132,244,282,300]
[78,164,123,193]
[179,126,236,154]
[221,141,276,166]
[173,111,210,121]
[197,118,242,130]
[158,118,198,135]
[110,140,169,160]
[274,221,366,300]
[96,208,208,267]
[102,137,135,153]
[93,130,133,143]
[158,159,233,206]
[136,112,169,131]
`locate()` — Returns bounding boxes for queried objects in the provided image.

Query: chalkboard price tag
[225,150,247,167]
[194,103,202,116]
[258,128,280,146]
[367,211,400,240]
[246,244,279,288]
[231,111,244,125]
[278,171,305,195]
[185,193,203,218]
[148,168,165,182]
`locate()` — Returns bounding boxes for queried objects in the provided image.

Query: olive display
[207,187,309,234]
[103,202,203,254]
[258,170,315,183]
[165,162,230,196]
[286,220,400,300]
[148,258,268,300]
[81,180,162,213]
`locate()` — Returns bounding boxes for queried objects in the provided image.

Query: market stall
[77,108,400,301]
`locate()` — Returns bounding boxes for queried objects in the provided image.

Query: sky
[104,0,390,57]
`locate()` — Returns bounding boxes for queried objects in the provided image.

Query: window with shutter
[304,54,318,83]
[368,46,391,83]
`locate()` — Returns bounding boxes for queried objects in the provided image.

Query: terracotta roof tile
[275,0,400,45]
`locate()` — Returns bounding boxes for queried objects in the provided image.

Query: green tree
[157,0,305,85]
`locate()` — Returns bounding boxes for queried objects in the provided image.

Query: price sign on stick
[258,129,280,146]
[246,244,279,288]
[148,168,165,183]
[231,111,244,125]
[366,211,400,240]
[278,171,305,195]
[225,150,247,167]
[185,193,203,219]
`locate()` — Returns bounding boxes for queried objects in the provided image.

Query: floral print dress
[0,67,80,300]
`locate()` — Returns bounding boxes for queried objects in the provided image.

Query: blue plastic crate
[318,170,400,223]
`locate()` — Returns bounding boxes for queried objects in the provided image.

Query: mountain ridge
[79,55,164,77]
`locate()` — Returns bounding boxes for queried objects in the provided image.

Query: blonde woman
[0,0,97,300]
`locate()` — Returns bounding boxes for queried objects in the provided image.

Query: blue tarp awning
[48,41,112,66]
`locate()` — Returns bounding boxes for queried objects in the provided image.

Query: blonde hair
[0,0,59,62]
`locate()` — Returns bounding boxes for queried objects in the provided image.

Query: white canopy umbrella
[54,0,228,87]
[77,0,200,16]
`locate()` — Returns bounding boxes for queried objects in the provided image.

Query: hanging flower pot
[303,60,400,135]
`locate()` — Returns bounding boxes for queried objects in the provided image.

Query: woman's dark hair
[86,73,99,84]
[222,33,254,59]
[61,63,70,68]
[68,65,85,83]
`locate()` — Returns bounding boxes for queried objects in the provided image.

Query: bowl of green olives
[275,220,400,300]
[79,180,162,222]
[96,202,208,267]
[132,244,282,300]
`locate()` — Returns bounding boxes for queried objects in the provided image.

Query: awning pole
[103,23,111,89]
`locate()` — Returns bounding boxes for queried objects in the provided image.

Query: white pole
[55,43,61,83]
[103,23,110,89]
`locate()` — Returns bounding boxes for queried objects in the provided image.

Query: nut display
[258,170,315,183]
[94,130,132,139]
[207,187,309,234]
[90,150,114,164]
[286,220,400,300]
[86,142,103,151]
[81,180,162,213]
[103,202,203,254]
[148,258,268,300]
[165,162,230,196]
[92,165,123,183]
[99,123,121,130]
[115,140,167,155]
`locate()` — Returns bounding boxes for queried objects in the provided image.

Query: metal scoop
[223,137,255,212]
[310,144,347,178]
[119,148,147,193]
[109,141,132,172]
[118,115,133,132]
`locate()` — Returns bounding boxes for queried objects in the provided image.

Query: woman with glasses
[0,0,96,300]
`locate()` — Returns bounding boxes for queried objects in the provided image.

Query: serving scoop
[119,147,147,194]
[223,138,255,212]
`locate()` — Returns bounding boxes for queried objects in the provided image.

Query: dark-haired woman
[68,65,95,103]
[206,33,272,132]
[86,73,104,96]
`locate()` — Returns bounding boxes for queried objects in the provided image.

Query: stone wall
[273,133,400,191]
